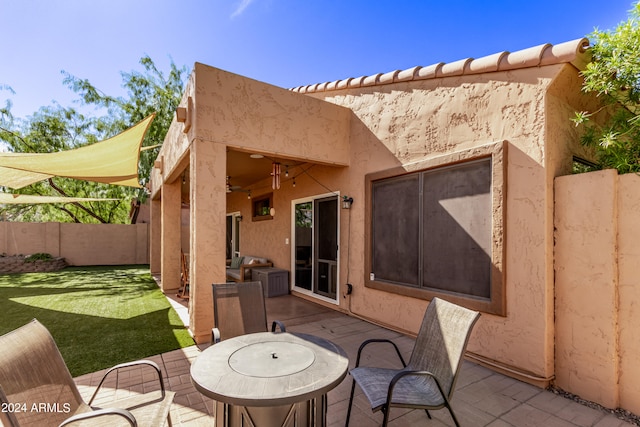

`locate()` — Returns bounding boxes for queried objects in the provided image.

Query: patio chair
[0,319,175,427]
[177,251,189,300]
[345,297,480,427]
[211,281,286,343]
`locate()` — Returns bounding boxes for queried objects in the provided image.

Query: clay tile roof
[290,38,590,94]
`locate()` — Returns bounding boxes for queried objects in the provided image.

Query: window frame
[252,193,273,221]
[364,141,507,316]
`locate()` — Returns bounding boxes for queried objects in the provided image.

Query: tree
[573,2,640,173]
[0,56,187,223]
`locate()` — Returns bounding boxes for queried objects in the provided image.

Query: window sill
[365,278,505,316]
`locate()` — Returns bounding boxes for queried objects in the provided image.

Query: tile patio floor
[74,293,634,427]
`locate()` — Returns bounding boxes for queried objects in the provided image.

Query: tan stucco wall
[555,170,640,414]
[152,61,602,388]
[303,64,576,382]
[618,174,640,414]
[223,63,591,384]
[0,222,148,265]
[188,63,352,167]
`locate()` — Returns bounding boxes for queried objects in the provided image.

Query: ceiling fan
[226,176,243,193]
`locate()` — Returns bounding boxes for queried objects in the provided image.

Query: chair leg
[424,409,432,419]
[345,379,356,427]
[382,404,390,427]
[445,401,461,427]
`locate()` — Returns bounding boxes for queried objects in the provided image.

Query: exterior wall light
[342,196,354,209]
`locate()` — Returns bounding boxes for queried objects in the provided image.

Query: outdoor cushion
[229,256,244,269]
[243,256,268,264]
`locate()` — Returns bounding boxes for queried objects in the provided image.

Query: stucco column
[189,138,227,344]
[161,180,182,292]
[150,198,162,275]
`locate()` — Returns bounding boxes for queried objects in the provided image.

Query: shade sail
[0,115,155,189]
[0,193,117,204]
[0,166,52,188]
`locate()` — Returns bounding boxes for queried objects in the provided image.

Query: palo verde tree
[573,2,640,173]
[0,56,187,223]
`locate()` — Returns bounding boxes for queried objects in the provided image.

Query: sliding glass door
[292,195,339,302]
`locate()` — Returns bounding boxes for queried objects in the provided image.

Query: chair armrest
[271,320,286,333]
[354,339,407,368]
[59,407,137,426]
[239,262,272,281]
[88,360,165,405]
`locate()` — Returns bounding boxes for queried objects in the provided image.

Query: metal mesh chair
[211,281,286,343]
[345,297,480,427]
[0,319,174,427]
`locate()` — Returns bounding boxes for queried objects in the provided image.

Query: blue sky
[1,0,635,119]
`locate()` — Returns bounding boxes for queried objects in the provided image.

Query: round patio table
[190,332,348,427]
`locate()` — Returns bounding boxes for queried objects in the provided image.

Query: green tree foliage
[573,2,640,173]
[0,56,187,223]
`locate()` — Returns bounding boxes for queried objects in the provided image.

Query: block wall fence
[0,222,149,266]
[555,169,640,414]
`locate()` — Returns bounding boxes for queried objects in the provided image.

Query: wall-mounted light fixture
[342,196,354,209]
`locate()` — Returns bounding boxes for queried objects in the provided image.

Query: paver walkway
[74,294,635,426]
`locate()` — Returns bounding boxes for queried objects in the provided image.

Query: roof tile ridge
[415,62,445,80]
[540,37,590,66]
[437,58,473,77]
[288,39,591,93]
[397,66,422,81]
[336,77,354,90]
[325,79,342,91]
[379,70,401,85]
[467,51,510,74]
[362,73,383,87]
[349,76,368,89]
[499,43,552,71]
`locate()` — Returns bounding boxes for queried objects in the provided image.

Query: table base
[215,394,327,427]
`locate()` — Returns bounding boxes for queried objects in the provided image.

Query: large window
[365,143,506,315]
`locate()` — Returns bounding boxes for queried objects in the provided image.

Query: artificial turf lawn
[0,265,194,377]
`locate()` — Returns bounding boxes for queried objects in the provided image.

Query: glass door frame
[291,193,340,305]
[226,211,241,260]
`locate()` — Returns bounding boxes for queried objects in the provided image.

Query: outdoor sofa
[226,255,272,282]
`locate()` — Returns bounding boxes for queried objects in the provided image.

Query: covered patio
[75,294,634,426]
[149,38,640,416]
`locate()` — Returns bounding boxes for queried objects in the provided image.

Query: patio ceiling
[180,149,307,203]
[226,150,273,191]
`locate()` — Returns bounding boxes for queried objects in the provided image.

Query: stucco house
[150,37,604,401]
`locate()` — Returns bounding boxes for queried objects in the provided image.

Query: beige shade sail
[0,114,155,189]
[0,193,117,204]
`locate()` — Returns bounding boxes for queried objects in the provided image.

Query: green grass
[0,265,194,377]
